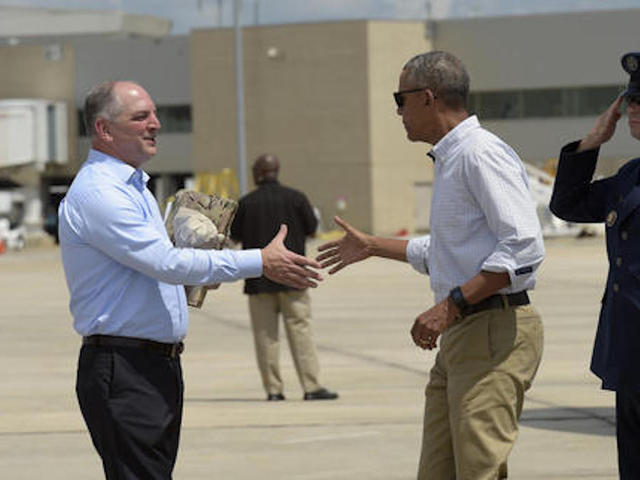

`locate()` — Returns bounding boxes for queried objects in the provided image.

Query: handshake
[172,206,324,290]
[168,190,364,302]
[260,215,369,289]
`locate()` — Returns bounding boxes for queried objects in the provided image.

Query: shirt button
[613,283,620,292]
[621,231,629,240]
[616,257,623,267]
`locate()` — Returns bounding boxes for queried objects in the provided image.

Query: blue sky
[2,0,640,34]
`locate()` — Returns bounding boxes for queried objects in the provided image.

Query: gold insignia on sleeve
[625,55,639,73]
[606,210,618,228]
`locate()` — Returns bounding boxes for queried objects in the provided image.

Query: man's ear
[425,89,435,107]
[95,118,113,142]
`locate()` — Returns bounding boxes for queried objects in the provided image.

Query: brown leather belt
[463,291,530,317]
[83,334,184,359]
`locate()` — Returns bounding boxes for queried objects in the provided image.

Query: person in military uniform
[550,52,640,479]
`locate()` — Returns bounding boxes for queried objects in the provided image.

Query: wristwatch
[448,286,469,314]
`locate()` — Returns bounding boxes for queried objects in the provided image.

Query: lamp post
[233,0,248,195]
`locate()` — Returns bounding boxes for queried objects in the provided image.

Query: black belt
[463,291,530,317]
[83,335,184,359]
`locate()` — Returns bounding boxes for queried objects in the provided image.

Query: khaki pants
[248,290,322,395]
[417,304,544,480]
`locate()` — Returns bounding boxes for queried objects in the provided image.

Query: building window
[472,91,522,119]
[470,85,623,120]
[156,105,192,133]
[523,89,563,118]
[567,86,622,117]
[77,105,192,136]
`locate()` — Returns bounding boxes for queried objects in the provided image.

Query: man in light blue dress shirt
[59,80,322,479]
[317,52,544,479]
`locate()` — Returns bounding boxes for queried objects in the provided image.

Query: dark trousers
[616,390,640,480]
[76,345,184,480]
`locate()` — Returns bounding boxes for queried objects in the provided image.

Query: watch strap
[449,286,469,313]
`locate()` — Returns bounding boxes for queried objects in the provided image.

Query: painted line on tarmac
[276,430,380,445]
[179,419,415,431]
[284,467,371,479]
[0,429,86,437]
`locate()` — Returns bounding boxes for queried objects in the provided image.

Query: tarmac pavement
[0,235,618,479]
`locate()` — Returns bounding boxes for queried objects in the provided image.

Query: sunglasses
[393,87,437,108]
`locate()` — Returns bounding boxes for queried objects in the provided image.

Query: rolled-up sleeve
[466,148,545,291]
[406,235,430,275]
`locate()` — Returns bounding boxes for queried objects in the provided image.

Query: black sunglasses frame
[393,87,436,108]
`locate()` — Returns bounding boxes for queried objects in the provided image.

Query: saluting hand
[578,96,624,152]
[262,224,323,289]
[316,216,373,274]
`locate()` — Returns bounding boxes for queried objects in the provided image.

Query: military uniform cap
[621,52,640,97]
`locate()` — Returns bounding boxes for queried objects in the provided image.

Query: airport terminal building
[0,6,638,240]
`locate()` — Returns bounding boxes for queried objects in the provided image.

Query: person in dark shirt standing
[231,154,338,402]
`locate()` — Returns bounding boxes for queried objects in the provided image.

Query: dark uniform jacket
[550,140,640,392]
[230,180,318,294]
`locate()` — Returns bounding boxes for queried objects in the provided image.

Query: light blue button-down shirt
[59,149,263,342]
[406,116,544,303]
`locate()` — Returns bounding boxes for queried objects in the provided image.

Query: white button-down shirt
[406,115,544,303]
[59,149,263,343]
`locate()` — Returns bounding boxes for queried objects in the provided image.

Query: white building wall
[434,9,640,167]
[434,9,640,90]
[484,116,638,175]
[73,35,190,106]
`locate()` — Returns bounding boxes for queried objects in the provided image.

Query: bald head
[83,80,149,137]
[252,154,280,185]
[85,80,160,168]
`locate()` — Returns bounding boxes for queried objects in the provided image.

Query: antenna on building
[233,0,248,195]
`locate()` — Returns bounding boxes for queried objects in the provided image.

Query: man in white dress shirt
[317,51,544,480]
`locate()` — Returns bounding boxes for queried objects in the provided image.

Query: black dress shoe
[303,388,338,401]
[267,393,285,401]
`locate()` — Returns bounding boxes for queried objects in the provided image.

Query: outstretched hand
[316,216,373,274]
[578,96,624,152]
[262,224,323,289]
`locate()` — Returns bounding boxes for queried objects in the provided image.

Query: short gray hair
[83,81,123,137]
[403,51,469,110]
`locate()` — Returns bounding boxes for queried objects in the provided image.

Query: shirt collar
[87,148,150,191]
[428,115,480,163]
